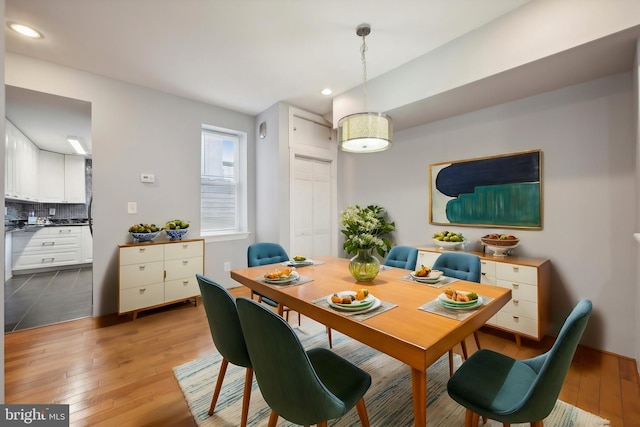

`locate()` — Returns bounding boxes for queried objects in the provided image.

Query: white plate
[327,291,378,312]
[438,293,483,310]
[410,272,444,283]
[287,259,314,267]
[264,270,300,284]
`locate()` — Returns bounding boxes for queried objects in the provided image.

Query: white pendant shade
[337,112,393,153]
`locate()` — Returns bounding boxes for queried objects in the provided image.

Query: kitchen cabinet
[118,239,204,319]
[82,226,93,263]
[417,247,551,345]
[5,118,39,201]
[38,152,86,203]
[12,226,83,272]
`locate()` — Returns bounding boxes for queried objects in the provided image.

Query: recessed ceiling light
[7,22,44,39]
[321,88,332,96]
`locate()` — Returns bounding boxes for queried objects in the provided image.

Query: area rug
[174,320,609,427]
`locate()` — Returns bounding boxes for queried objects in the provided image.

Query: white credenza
[12,226,84,271]
[417,247,551,346]
[118,238,204,319]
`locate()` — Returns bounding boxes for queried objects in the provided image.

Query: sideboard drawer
[496,263,537,285]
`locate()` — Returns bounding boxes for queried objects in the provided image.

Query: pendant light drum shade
[338,112,392,153]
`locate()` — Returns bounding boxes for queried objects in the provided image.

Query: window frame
[200,125,249,241]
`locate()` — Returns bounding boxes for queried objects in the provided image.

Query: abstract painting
[430,150,542,229]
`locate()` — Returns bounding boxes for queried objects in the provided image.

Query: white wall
[5,53,256,316]
[339,72,636,358]
[634,41,640,368]
[1,0,6,403]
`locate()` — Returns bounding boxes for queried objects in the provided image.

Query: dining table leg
[411,367,427,427]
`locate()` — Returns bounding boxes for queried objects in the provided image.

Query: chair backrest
[432,252,481,282]
[519,299,592,417]
[236,297,346,425]
[384,245,418,270]
[247,242,290,267]
[195,274,251,368]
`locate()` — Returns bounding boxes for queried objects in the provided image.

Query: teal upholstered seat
[447,299,592,427]
[195,274,253,427]
[432,252,481,282]
[236,297,372,427]
[432,252,483,375]
[384,245,418,270]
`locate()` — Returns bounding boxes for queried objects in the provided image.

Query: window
[201,126,247,238]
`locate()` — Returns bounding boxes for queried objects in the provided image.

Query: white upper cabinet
[37,152,86,204]
[5,119,39,201]
[64,155,86,203]
[38,150,65,202]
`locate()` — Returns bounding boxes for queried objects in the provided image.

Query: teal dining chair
[247,242,299,323]
[432,252,483,375]
[195,274,253,427]
[384,245,418,270]
[247,242,333,348]
[447,299,592,427]
[236,297,372,427]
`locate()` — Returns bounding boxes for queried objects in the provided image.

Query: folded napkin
[419,295,493,321]
[312,295,397,321]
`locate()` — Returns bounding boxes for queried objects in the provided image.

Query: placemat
[254,275,314,288]
[400,275,460,289]
[312,295,397,321]
[419,296,494,321]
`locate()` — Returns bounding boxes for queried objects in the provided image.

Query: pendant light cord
[360,32,368,111]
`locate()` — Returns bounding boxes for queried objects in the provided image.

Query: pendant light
[338,23,392,153]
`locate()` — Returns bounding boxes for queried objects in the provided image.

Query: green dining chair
[447,299,592,427]
[432,252,483,375]
[195,274,253,427]
[236,297,372,427]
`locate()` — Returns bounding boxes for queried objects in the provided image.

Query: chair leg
[298,311,301,326]
[461,340,469,360]
[530,422,543,427]
[209,358,229,416]
[473,331,481,350]
[240,368,253,427]
[327,327,333,349]
[448,350,454,376]
[317,422,328,427]
[355,398,371,427]
[267,410,279,427]
[464,409,480,427]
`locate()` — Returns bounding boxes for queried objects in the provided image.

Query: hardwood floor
[5,285,639,426]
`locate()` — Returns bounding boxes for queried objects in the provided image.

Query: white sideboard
[417,247,551,346]
[118,238,204,319]
[12,226,83,271]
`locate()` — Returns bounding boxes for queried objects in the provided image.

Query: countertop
[6,223,90,232]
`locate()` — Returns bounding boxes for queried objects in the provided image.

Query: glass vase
[348,248,380,282]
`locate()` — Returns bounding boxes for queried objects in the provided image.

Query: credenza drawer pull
[138,265,146,271]
[41,258,55,263]
[41,241,55,246]
[512,283,519,289]
[138,248,146,253]
[182,260,189,265]
[512,266,519,272]
[182,280,189,285]
[512,316,520,321]
[513,299,519,304]
[139,288,146,294]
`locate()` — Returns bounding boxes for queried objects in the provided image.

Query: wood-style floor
[5,286,640,426]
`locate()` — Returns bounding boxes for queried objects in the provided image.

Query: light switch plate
[128,202,137,214]
[140,173,155,183]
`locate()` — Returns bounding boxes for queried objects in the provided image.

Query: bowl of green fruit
[129,223,162,242]
[164,219,190,240]
[433,231,465,250]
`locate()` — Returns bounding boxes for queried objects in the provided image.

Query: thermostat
[140,173,155,183]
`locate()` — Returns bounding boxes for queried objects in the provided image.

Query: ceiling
[4,0,532,155]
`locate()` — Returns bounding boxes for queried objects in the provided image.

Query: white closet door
[292,157,331,258]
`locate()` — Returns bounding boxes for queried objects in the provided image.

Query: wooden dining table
[230,256,511,427]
